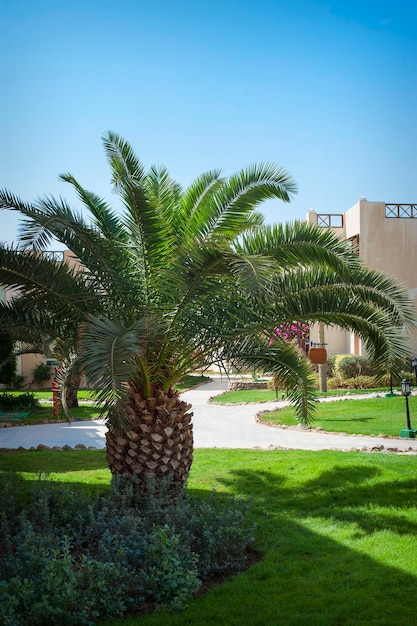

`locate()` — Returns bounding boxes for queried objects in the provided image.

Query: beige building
[307,199,417,356]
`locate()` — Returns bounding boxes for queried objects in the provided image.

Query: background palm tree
[0,295,81,405]
[0,132,414,490]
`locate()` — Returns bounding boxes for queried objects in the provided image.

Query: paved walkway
[1,378,417,453]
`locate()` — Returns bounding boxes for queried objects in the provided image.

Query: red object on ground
[52,379,59,418]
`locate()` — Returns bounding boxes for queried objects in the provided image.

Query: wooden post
[52,378,59,418]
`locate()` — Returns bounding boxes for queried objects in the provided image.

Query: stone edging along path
[255,412,417,455]
[1,380,417,454]
[207,387,417,455]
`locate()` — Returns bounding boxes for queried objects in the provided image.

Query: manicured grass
[5,404,103,425]
[1,448,417,625]
[8,389,96,400]
[261,396,417,437]
[7,375,209,400]
[211,387,392,405]
[175,374,211,391]
[212,388,281,404]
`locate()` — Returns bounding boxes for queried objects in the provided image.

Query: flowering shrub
[270,322,310,355]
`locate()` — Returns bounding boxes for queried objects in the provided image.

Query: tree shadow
[3,453,417,624]
[321,416,373,423]
[196,463,417,624]
[136,460,417,625]
[218,464,417,537]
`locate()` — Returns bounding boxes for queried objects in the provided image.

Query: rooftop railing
[42,251,64,262]
[385,204,417,219]
[317,214,344,228]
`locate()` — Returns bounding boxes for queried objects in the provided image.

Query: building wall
[307,199,417,356]
[20,353,54,389]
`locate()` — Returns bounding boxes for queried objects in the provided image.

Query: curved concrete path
[1,377,417,453]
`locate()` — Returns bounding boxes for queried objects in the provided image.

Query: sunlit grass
[261,396,417,436]
[9,389,96,400]
[7,404,103,425]
[211,387,392,405]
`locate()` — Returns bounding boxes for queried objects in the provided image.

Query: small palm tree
[0,132,414,489]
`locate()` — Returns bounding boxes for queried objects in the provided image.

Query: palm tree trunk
[65,373,80,408]
[105,385,194,490]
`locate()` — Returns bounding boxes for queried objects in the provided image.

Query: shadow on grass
[221,465,417,537]
[207,466,417,623]
[116,457,417,626]
[320,416,374,423]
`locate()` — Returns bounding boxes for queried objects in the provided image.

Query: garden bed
[227,381,268,391]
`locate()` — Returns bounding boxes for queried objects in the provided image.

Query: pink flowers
[270,322,310,353]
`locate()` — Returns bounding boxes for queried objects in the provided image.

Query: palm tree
[0,132,414,489]
[0,296,81,405]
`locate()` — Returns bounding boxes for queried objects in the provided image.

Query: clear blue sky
[1,0,416,246]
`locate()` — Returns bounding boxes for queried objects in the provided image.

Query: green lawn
[261,396,417,437]
[1,448,417,625]
[211,387,392,405]
[8,389,96,401]
[7,375,209,401]
[17,404,104,425]
[211,388,281,404]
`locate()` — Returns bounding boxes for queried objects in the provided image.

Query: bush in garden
[341,375,380,389]
[0,391,40,411]
[32,363,52,386]
[326,354,337,377]
[335,355,378,380]
[0,473,255,625]
[327,375,344,389]
[326,371,416,390]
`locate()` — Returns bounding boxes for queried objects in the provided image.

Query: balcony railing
[317,214,343,228]
[42,251,64,262]
[385,204,417,219]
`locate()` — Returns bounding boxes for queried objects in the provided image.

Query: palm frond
[102,130,146,190]
[141,164,183,265]
[204,163,297,239]
[82,315,166,429]
[0,245,94,318]
[238,221,363,277]
[235,335,317,424]
[177,169,223,240]
[102,132,176,284]
[267,267,414,325]
[59,172,125,240]
[0,298,72,347]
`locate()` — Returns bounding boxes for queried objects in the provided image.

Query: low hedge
[0,392,40,412]
[0,473,255,624]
